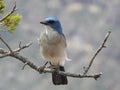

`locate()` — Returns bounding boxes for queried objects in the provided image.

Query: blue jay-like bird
[39,17,68,85]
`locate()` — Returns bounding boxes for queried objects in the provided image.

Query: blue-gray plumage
[39,17,68,85]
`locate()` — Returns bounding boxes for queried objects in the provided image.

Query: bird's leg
[43,61,49,67]
[49,62,52,66]
[38,61,48,73]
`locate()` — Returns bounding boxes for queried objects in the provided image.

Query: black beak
[40,21,48,25]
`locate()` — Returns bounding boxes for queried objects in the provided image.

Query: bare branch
[42,67,102,80]
[0,46,102,79]
[19,41,22,48]
[21,62,29,70]
[0,35,12,53]
[0,31,111,80]
[14,42,32,53]
[0,48,7,54]
[0,52,10,58]
[0,2,17,22]
[0,48,9,58]
[4,52,103,79]
[10,53,39,71]
[0,35,32,58]
[83,31,111,75]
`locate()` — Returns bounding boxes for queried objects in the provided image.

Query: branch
[0,35,12,53]
[0,48,7,54]
[13,41,32,53]
[83,31,111,75]
[0,36,32,58]
[41,68,102,80]
[3,52,103,80]
[0,37,102,79]
[0,31,111,80]
[0,2,17,22]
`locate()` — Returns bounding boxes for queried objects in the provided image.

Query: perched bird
[39,17,69,85]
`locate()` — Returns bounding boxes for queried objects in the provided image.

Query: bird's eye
[47,20,55,24]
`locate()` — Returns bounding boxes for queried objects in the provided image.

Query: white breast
[39,26,67,66]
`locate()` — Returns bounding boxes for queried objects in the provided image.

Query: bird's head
[40,17,63,34]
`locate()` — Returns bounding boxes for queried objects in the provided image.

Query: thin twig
[22,62,28,70]
[0,2,17,22]
[83,31,111,75]
[0,48,7,54]
[0,53,10,58]
[19,41,22,48]
[14,42,32,53]
[0,35,12,53]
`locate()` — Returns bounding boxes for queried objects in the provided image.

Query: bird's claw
[38,66,45,73]
[48,65,57,69]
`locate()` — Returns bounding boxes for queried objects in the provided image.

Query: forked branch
[83,31,111,75]
[0,31,111,80]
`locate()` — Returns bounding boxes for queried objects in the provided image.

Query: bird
[39,17,69,85]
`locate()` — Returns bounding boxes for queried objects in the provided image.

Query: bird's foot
[48,65,58,69]
[48,65,59,73]
[38,66,46,73]
[38,61,48,73]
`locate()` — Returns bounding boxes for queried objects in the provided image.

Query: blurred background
[0,0,120,90]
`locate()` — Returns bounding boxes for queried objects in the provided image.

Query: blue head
[40,17,63,34]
